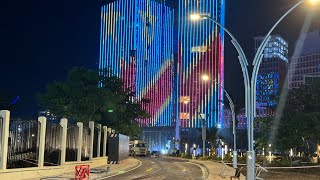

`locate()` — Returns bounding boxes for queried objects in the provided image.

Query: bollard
[97,124,101,157]
[103,126,108,157]
[0,110,10,170]
[89,121,94,160]
[38,116,47,167]
[77,122,83,162]
[60,118,68,165]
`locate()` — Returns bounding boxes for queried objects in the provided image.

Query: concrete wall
[0,157,107,180]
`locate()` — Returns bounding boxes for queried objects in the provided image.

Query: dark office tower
[254,35,288,107]
[288,30,320,89]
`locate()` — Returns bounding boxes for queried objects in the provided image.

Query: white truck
[129,140,148,156]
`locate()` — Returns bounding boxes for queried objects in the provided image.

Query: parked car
[151,151,161,157]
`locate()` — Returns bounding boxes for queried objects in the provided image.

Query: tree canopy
[254,83,320,154]
[39,67,149,138]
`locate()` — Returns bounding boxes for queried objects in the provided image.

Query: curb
[95,159,142,179]
[189,160,210,179]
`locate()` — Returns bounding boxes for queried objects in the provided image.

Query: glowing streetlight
[190,14,202,20]
[201,74,210,81]
[308,0,320,6]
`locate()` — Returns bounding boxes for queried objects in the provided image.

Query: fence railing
[7,119,39,169]
[0,110,110,171]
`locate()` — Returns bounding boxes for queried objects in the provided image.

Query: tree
[206,127,223,152]
[255,83,320,155]
[39,67,149,138]
[254,117,274,150]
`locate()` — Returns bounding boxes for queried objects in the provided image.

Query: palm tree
[206,127,222,155]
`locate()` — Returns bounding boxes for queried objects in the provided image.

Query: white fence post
[0,110,10,170]
[77,122,83,162]
[97,124,101,157]
[103,126,108,157]
[38,116,47,167]
[60,118,68,165]
[89,121,94,160]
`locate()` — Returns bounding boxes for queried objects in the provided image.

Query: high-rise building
[177,0,225,144]
[224,106,276,130]
[254,35,288,107]
[99,0,175,151]
[288,30,320,89]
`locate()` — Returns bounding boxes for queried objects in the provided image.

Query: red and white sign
[75,165,90,180]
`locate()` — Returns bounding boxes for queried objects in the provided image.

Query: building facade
[254,35,288,107]
[224,106,276,130]
[177,0,225,148]
[288,31,320,89]
[99,0,175,151]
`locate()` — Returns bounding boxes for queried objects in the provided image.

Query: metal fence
[66,124,78,162]
[93,127,99,158]
[7,119,39,169]
[44,121,61,166]
[81,127,90,161]
[0,112,109,170]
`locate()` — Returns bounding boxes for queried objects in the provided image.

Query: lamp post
[184,97,207,158]
[190,1,318,179]
[194,108,206,158]
[202,74,238,168]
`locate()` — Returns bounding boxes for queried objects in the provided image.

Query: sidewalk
[190,159,245,180]
[165,157,245,180]
[40,157,141,180]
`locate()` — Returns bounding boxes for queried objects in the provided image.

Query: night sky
[1,0,319,118]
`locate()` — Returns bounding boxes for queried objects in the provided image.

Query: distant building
[304,75,320,85]
[288,30,320,89]
[224,106,276,129]
[254,35,288,107]
[38,110,58,121]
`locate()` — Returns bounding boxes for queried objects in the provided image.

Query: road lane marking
[98,159,142,179]
[118,170,125,174]
[146,168,153,172]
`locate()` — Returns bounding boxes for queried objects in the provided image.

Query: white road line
[188,162,209,180]
[96,160,142,179]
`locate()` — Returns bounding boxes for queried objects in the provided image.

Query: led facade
[177,0,225,130]
[99,0,174,127]
[254,35,288,107]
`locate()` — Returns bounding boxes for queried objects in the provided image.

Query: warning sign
[75,165,90,180]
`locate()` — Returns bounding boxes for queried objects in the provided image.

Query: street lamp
[190,1,319,179]
[201,74,238,168]
[309,0,320,5]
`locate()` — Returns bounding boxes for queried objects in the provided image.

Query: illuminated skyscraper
[254,35,288,107]
[99,0,174,131]
[177,0,225,139]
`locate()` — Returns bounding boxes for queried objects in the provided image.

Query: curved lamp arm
[251,0,304,116]
[211,80,236,134]
[200,15,251,118]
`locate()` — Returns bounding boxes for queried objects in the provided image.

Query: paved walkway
[165,157,245,180]
[190,159,245,180]
[40,157,141,180]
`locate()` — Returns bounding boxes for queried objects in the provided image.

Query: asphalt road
[104,157,206,180]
